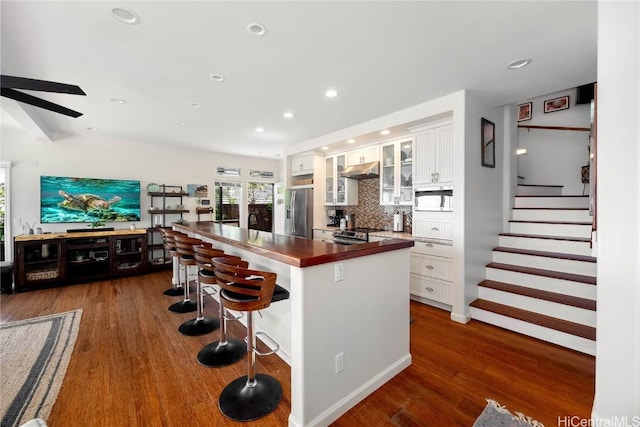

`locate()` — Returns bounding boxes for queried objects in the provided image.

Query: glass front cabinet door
[380,138,413,206]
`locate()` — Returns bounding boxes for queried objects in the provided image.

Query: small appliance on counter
[326,208,344,227]
[393,213,404,232]
[344,213,355,229]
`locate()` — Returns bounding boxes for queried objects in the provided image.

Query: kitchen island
[174,222,413,426]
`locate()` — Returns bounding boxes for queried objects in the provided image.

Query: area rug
[473,398,545,427]
[0,309,82,427]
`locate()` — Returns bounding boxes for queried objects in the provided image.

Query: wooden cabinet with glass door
[380,139,413,206]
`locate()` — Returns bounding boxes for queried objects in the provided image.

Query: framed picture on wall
[481,118,495,168]
[544,96,570,113]
[517,102,532,121]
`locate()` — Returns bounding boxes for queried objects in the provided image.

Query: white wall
[517,88,592,195]
[1,128,280,240]
[459,94,505,316]
[593,0,640,421]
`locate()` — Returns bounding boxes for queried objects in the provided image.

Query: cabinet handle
[431,227,439,231]
[426,265,434,270]
[425,287,434,292]
[425,243,434,247]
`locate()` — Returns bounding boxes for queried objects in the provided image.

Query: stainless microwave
[414,186,453,212]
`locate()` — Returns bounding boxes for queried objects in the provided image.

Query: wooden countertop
[15,228,147,241]
[175,222,414,268]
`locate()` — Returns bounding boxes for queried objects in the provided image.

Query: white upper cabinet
[325,153,358,206]
[291,153,314,176]
[380,138,413,205]
[413,119,453,185]
[346,145,380,166]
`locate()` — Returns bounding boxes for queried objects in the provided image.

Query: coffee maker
[327,208,344,227]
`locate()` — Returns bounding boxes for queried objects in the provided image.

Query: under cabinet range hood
[339,161,380,180]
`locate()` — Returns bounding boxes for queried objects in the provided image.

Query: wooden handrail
[518,124,591,132]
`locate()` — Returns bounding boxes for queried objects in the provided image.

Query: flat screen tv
[40,175,141,224]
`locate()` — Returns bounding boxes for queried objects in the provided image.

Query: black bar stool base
[163,287,184,296]
[197,339,246,367]
[178,317,219,336]
[218,374,282,422]
[168,300,197,313]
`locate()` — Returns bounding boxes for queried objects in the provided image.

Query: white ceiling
[0,1,597,159]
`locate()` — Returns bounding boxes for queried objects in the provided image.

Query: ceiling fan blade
[1,87,83,118]
[0,75,86,96]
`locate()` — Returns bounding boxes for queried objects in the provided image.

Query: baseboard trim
[288,353,412,427]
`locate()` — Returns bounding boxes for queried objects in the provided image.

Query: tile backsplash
[342,178,412,232]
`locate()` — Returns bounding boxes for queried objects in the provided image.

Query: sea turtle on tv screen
[58,190,121,212]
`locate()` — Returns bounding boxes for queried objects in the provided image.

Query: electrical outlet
[335,352,344,374]
[335,263,344,282]
[13,218,22,226]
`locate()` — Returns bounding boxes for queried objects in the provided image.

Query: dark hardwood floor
[0,271,595,426]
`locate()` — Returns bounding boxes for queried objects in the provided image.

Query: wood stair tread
[499,232,591,242]
[493,246,596,263]
[478,279,596,310]
[518,184,564,187]
[512,207,589,211]
[509,220,591,225]
[515,195,588,198]
[486,262,596,285]
[469,299,596,340]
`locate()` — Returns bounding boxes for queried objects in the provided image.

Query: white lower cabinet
[410,240,453,305]
[313,229,334,243]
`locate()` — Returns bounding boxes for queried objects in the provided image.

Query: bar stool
[197,256,248,367]
[178,245,228,336]
[168,235,206,314]
[160,228,186,296]
[212,258,289,421]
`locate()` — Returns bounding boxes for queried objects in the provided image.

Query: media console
[13,229,147,293]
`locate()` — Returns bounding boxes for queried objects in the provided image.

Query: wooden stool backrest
[212,257,277,312]
[192,245,227,270]
[174,235,205,258]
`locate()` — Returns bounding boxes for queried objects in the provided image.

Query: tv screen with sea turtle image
[40,175,141,223]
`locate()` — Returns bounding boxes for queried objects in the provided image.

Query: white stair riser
[498,235,591,256]
[509,222,592,238]
[512,209,592,222]
[478,287,596,327]
[517,186,563,196]
[470,308,596,356]
[485,268,596,299]
[492,251,596,276]
[515,197,589,209]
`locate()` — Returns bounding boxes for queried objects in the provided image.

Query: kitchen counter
[177,222,413,267]
[173,221,412,426]
[312,226,415,241]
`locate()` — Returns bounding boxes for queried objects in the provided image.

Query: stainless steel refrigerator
[285,188,313,239]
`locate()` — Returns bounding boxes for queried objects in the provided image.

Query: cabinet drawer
[410,253,452,281]
[411,240,452,257]
[410,274,452,304]
[412,218,452,240]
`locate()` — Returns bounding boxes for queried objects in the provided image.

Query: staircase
[470,184,596,355]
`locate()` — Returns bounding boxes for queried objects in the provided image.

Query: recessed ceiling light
[380,129,390,135]
[283,112,294,119]
[321,146,329,150]
[256,127,264,133]
[177,121,185,125]
[86,127,99,132]
[190,102,201,108]
[209,74,225,82]
[347,139,356,144]
[109,98,126,104]
[112,7,140,25]
[247,22,267,36]
[325,89,338,98]
[507,58,532,70]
